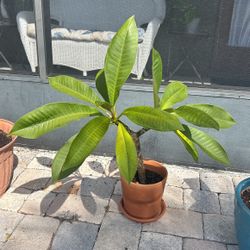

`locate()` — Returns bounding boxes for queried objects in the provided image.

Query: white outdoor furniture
[17,0,166,78]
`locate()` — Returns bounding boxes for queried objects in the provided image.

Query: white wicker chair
[17,0,166,78]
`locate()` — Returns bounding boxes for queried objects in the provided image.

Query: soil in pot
[241,188,250,209]
[0,129,12,148]
[134,169,163,184]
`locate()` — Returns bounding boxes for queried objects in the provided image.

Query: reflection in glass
[229,0,250,48]
[0,0,35,74]
[0,0,249,88]
[48,0,166,79]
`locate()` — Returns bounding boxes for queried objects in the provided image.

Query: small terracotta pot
[119,160,168,223]
[0,119,17,196]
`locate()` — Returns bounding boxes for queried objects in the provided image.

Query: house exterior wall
[1,77,249,172]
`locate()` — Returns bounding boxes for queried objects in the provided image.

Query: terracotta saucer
[119,199,166,223]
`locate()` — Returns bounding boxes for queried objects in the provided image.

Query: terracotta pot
[119,160,168,223]
[0,119,17,196]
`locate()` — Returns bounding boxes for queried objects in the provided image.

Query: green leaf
[52,134,77,182]
[53,116,110,181]
[116,123,137,183]
[185,104,236,129]
[175,105,220,130]
[11,103,100,139]
[49,75,101,105]
[95,101,113,112]
[152,48,162,108]
[104,16,138,105]
[182,125,230,165]
[123,106,183,131]
[160,81,188,110]
[175,130,198,161]
[95,69,110,103]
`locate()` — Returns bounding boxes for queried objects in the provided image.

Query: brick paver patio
[0,146,248,250]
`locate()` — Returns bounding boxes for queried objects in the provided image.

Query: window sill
[1,73,250,100]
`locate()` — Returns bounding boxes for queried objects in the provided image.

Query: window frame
[33,0,52,81]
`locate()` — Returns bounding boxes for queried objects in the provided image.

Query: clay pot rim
[0,119,17,153]
[121,159,168,187]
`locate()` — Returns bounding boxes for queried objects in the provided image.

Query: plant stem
[117,120,148,184]
[136,128,150,137]
[132,133,146,184]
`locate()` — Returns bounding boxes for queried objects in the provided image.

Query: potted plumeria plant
[11,16,235,222]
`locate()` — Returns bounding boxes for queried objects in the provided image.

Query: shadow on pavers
[36,156,53,169]
[12,160,118,217]
[7,154,19,189]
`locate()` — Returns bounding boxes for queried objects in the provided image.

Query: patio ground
[0,146,248,250]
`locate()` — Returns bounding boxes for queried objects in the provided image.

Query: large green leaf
[175,130,198,161]
[185,104,236,129]
[116,123,137,183]
[11,103,100,139]
[53,116,110,181]
[52,134,77,182]
[152,48,162,108]
[104,16,138,105]
[49,75,101,105]
[175,105,220,130]
[160,81,188,110]
[123,106,183,131]
[182,125,230,165]
[95,69,110,103]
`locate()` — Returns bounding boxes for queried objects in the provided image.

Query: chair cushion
[27,23,145,43]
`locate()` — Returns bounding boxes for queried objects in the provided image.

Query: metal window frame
[34,0,52,81]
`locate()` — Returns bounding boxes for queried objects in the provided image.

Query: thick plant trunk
[132,133,146,184]
[119,122,147,184]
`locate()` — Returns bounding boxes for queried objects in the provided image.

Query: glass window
[0,0,37,75]
[157,0,218,85]
[7,0,249,88]
[155,0,250,87]
[210,0,250,87]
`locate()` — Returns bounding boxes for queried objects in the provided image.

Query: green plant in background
[169,0,199,27]
[11,16,235,184]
